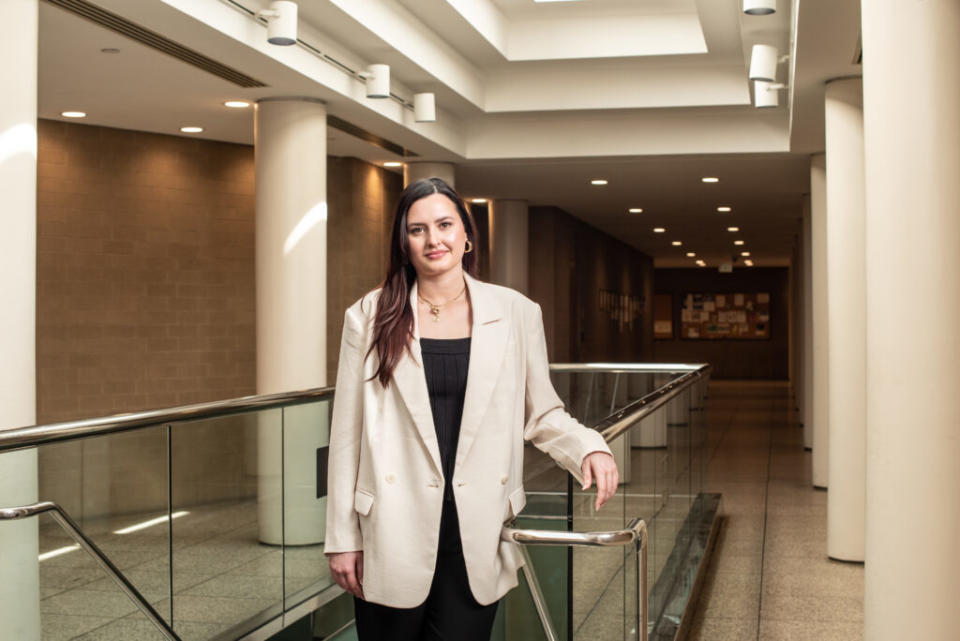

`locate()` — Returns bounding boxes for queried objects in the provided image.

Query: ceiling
[36,0,862,267]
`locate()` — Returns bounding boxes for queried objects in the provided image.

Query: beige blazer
[324,273,611,607]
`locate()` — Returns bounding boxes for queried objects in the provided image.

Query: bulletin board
[680,292,770,340]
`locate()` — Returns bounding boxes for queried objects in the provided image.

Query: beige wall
[35,121,400,519]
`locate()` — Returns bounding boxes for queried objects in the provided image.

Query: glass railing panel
[35,511,173,641]
[169,408,283,641]
[36,426,173,633]
[282,398,336,608]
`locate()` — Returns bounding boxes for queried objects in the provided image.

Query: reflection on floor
[37,500,332,641]
[688,381,864,641]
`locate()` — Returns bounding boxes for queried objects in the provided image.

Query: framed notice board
[680,292,770,340]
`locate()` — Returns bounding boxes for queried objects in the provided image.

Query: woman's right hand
[328,551,364,599]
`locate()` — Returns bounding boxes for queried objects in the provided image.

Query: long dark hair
[368,177,479,386]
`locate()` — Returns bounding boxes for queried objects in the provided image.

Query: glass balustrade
[3,364,713,641]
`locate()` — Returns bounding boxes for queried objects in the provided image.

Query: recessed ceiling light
[471,198,487,203]
[61,111,86,118]
[672,241,682,246]
[653,227,666,233]
[702,177,719,183]
[224,100,251,108]
[100,48,120,54]
[686,252,696,258]
[734,240,745,246]
[628,208,643,214]
[741,251,751,257]
[696,260,707,267]
[591,179,608,185]
[727,226,740,232]
[717,206,732,212]
[383,162,403,168]
[744,259,755,266]
[180,126,203,133]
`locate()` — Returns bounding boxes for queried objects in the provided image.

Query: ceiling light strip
[45,0,267,88]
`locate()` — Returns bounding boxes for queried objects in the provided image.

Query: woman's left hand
[581,452,619,512]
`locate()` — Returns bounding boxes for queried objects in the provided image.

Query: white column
[255,99,328,545]
[489,199,529,295]
[810,154,829,488]
[801,195,813,450]
[862,2,960,639]
[403,162,455,188]
[0,1,40,638]
[824,78,866,562]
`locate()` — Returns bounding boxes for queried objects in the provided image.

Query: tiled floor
[37,500,331,641]
[688,381,864,641]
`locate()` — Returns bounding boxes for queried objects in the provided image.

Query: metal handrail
[0,386,335,453]
[0,501,181,641]
[594,365,711,443]
[503,518,649,641]
[0,363,707,454]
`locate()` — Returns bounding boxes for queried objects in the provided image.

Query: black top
[420,336,471,503]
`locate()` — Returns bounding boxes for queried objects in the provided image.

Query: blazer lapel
[391,280,444,476]
[455,274,510,471]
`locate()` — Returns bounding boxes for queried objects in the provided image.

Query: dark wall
[529,206,654,363]
[653,267,790,379]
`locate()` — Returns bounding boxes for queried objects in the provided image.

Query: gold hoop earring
[464,239,473,254]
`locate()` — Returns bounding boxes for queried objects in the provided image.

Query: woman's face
[405,193,468,279]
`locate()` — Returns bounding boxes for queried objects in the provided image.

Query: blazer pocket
[507,487,527,520]
[353,489,375,516]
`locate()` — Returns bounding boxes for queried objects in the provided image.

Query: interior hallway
[689,381,864,641]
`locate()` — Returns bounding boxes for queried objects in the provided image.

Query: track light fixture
[754,81,788,108]
[256,1,298,46]
[359,64,391,99]
[749,44,778,81]
[414,93,436,122]
[743,0,776,15]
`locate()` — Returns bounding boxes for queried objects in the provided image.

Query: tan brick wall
[34,122,401,519]
[37,119,257,423]
[325,157,403,381]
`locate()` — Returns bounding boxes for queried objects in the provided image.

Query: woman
[325,177,619,640]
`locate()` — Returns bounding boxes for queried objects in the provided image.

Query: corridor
[689,382,864,641]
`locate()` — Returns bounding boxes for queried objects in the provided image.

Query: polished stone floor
[37,499,331,641]
[688,381,864,641]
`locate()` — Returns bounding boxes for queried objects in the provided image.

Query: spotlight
[61,111,86,118]
[257,1,298,46]
[591,179,608,185]
[653,227,666,233]
[413,93,436,122]
[672,241,682,246]
[363,64,391,99]
[744,259,755,266]
[734,240,745,246]
[702,177,719,183]
[686,252,696,258]
[754,80,780,108]
[471,198,487,203]
[717,206,732,213]
[383,162,403,168]
[180,126,203,133]
[727,226,740,232]
[628,208,643,214]
[743,0,776,15]
[224,101,251,108]
[749,44,778,81]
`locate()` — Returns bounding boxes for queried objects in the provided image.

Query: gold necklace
[418,284,467,322]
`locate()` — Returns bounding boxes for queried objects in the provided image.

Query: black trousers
[354,499,499,641]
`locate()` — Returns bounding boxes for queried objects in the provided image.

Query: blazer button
[428,479,440,488]
[456,480,466,487]
[386,474,395,484]
[500,476,508,485]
